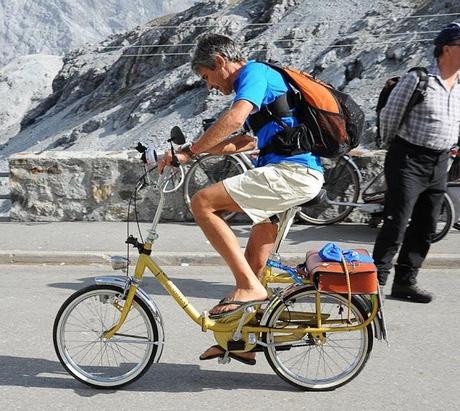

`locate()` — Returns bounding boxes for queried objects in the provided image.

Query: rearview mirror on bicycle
[135,127,189,194]
[169,125,186,145]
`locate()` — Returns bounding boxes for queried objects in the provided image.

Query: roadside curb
[0,250,458,268]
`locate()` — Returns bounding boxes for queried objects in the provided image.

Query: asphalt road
[0,264,459,410]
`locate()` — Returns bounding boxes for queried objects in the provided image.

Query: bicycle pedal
[227,340,245,351]
[218,355,231,365]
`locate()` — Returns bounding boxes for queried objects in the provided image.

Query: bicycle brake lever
[143,166,151,185]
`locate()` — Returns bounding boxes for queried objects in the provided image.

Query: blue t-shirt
[233,61,322,172]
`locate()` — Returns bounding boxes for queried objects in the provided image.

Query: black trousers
[372,137,448,285]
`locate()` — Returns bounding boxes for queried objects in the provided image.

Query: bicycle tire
[263,286,373,391]
[431,193,455,242]
[183,154,246,221]
[53,284,160,389]
[297,156,361,225]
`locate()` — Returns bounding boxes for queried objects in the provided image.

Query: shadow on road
[232,223,378,246]
[0,356,293,394]
[286,224,377,245]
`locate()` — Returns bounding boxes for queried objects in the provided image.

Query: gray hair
[191,33,245,73]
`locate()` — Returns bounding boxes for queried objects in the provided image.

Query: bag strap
[340,253,352,324]
[399,67,429,128]
[247,91,297,133]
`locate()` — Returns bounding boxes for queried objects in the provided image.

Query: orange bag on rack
[305,249,378,295]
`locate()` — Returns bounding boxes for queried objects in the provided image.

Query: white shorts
[223,162,324,224]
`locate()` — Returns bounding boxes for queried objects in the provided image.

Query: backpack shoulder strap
[246,61,299,133]
[408,66,429,90]
[394,66,429,134]
[404,66,429,111]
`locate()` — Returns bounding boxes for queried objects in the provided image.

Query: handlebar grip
[136,142,147,153]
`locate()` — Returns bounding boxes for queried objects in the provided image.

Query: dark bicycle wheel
[183,154,246,221]
[431,193,455,242]
[297,156,361,225]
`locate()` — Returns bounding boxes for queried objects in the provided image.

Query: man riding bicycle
[158,33,323,363]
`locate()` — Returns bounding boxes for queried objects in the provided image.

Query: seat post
[271,206,300,256]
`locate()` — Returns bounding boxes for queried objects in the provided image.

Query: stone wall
[8,151,190,222]
[8,150,386,222]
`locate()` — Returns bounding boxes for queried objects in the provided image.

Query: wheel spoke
[54,285,159,387]
[264,287,372,390]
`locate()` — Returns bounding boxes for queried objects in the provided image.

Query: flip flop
[208,298,268,319]
[199,344,256,366]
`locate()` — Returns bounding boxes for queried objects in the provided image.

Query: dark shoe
[391,284,434,303]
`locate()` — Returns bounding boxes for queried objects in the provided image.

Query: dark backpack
[249,62,365,158]
[375,67,429,147]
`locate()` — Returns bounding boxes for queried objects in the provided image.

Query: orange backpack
[256,63,365,158]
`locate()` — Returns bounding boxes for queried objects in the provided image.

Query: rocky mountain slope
[1,0,459,167]
[0,0,197,67]
[0,55,63,144]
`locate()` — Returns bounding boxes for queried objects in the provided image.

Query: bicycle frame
[102,246,381,344]
[101,167,384,350]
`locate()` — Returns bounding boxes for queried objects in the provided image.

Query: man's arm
[206,133,257,155]
[191,99,254,155]
[380,72,419,143]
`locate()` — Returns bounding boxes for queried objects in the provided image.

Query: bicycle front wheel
[432,193,455,242]
[183,154,246,221]
[297,156,360,225]
[263,287,373,391]
[53,285,160,388]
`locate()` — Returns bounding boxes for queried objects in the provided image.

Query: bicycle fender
[259,284,313,326]
[260,285,385,342]
[353,295,385,342]
[341,154,363,185]
[94,276,165,357]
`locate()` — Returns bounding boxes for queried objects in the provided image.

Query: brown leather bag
[305,249,378,295]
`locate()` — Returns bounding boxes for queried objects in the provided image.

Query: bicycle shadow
[0,355,292,394]
[48,276,233,300]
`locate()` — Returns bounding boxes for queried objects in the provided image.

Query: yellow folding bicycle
[53,128,388,391]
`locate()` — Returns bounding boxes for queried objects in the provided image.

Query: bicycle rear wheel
[263,287,373,391]
[297,156,360,225]
[432,193,455,242]
[183,154,246,221]
[53,285,160,388]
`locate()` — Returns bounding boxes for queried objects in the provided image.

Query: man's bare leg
[200,221,277,362]
[191,182,268,313]
[244,221,278,280]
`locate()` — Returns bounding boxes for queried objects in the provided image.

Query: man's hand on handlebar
[157,149,191,174]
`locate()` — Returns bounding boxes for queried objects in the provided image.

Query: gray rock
[8,150,389,222]
[319,63,347,90]
[8,151,191,222]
